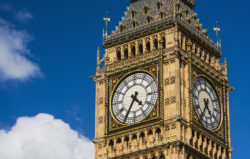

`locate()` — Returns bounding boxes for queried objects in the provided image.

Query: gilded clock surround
[108,65,162,134]
[92,0,233,158]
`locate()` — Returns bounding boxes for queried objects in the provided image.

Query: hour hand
[204,99,212,116]
[135,98,142,105]
[131,92,143,106]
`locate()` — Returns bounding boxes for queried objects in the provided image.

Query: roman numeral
[119,107,125,113]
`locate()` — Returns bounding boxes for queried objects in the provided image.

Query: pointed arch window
[124,48,128,59]
[109,140,114,151]
[146,41,151,52]
[124,136,129,148]
[131,10,136,19]
[154,39,158,50]
[162,36,166,49]
[117,50,121,61]
[157,1,162,10]
[132,20,137,28]
[160,11,165,19]
[146,16,152,23]
[119,25,125,32]
[131,45,136,57]
[144,6,149,14]
[138,43,143,54]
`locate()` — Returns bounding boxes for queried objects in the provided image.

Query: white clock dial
[193,77,221,130]
[112,72,158,125]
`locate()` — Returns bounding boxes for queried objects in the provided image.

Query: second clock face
[193,77,221,130]
[112,72,158,125]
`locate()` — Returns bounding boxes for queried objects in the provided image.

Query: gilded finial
[214,21,221,50]
[103,11,111,41]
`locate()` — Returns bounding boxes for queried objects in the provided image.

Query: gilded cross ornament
[103,11,111,41]
[214,21,221,50]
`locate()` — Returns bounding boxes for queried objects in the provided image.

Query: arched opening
[160,154,165,159]
[154,39,158,50]
[147,129,153,135]
[117,50,121,61]
[147,16,151,23]
[160,11,165,19]
[139,132,145,144]
[152,155,157,159]
[124,48,128,59]
[109,140,114,151]
[157,1,162,10]
[131,10,136,19]
[131,45,136,57]
[124,136,129,148]
[132,134,137,140]
[119,25,125,32]
[116,138,122,144]
[146,41,151,52]
[156,128,161,140]
[144,6,149,14]
[162,36,166,49]
[132,21,137,28]
[139,43,143,54]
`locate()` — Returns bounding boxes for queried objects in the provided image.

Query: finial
[223,57,228,76]
[97,47,100,70]
[214,21,221,50]
[103,11,111,41]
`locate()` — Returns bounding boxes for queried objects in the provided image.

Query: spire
[97,47,100,70]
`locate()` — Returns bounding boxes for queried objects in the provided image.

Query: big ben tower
[92,0,233,158]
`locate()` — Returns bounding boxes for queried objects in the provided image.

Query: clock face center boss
[112,72,158,125]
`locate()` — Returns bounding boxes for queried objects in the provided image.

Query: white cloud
[0,113,94,159]
[0,18,41,81]
[0,3,32,23]
[16,10,33,22]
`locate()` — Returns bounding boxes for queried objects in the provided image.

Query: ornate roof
[104,0,220,57]
[105,0,195,42]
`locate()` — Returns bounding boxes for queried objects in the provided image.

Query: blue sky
[0,0,249,158]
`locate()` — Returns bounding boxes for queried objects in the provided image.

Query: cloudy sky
[0,0,249,158]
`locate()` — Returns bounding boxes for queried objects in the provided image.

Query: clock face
[112,72,158,125]
[193,77,221,130]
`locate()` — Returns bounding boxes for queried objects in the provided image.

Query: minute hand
[124,99,135,124]
[124,92,139,123]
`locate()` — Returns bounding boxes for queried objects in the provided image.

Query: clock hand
[201,105,207,118]
[131,91,143,105]
[123,92,138,123]
[204,99,212,117]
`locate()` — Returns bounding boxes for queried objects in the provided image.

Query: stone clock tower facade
[92,0,233,158]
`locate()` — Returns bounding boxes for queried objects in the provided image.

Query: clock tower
[92,0,233,158]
